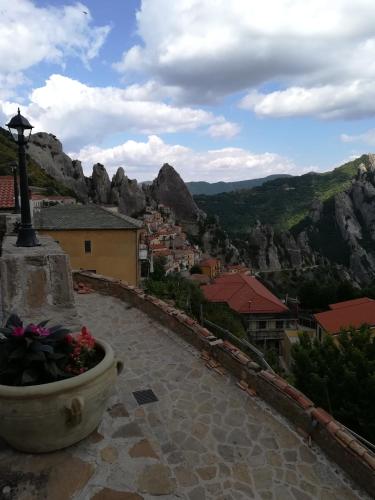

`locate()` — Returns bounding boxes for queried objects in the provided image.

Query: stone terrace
[0,292,369,500]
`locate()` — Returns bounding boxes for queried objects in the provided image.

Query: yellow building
[199,258,221,279]
[35,204,143,286]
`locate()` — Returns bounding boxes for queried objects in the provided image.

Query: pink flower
[12,326,25,337]
[29,324,51,337]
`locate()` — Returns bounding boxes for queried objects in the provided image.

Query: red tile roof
[315,297,375,334]
[202,273,289,314]
[329,297,373,309]
[0,176,14,209]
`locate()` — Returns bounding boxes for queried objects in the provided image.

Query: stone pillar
[0,235,77,327]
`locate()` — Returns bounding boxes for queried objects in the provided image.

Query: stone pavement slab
[0,292,369,500]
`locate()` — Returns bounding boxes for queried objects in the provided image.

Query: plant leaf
[21,369,38,385]
[37,319,50,328]
[30,342,53,354]
[5,314,22,328]
[27,351,46,362]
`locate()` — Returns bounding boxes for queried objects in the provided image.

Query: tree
[291,327,375,442]
[190,265,202,274]
[150,256,167,281]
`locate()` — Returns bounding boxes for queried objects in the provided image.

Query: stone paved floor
[0,292,369,499]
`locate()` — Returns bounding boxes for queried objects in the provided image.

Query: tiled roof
[329,297,373,309]
[315,298,375,334]
[202,273,289,314]
[34,204,143,230]
[0,176,14,208]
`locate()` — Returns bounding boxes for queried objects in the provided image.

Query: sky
[1,0,375,183]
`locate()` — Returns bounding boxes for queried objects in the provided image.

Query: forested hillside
[187,174,291,195]
[194,156,365,233]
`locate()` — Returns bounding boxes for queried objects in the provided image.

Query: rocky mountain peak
[27,132,88,201]
[150,163,200,222]
[91,163,111,204]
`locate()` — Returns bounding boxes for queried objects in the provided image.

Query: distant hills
[194,157,366,233]
[186,174,291,195]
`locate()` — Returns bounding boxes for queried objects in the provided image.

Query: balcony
[247,329,285,341]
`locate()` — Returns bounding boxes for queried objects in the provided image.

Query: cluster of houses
[140,207,202,275]
[1,174,375,372]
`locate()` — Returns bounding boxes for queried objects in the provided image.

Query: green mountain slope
[0,127,76,197]
[194,156,366,233]
[187,174,291,195]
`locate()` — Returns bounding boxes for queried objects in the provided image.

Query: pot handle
[65,396,84,426]
[116,360,124,375]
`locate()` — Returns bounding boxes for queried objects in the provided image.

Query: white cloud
[341,129,375,146]
[74,134,313,182]
[0,0,110,97]
[0,75,239,150]
[208,121,240,139]
[241,81,375,119]
[0,69,240,149]
[114,0,375,118]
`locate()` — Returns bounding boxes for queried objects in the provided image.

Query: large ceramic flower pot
[0,339,123,453]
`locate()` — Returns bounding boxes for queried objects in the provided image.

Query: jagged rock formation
[149,164,200,222]
[235,223,316,272]
[329,160,375,283]
[199,218,240,265]
[25,130,375,285]
[237,158,375,284]
[28,133,88,201]
[110,167,146,217]
[90,163,111,204]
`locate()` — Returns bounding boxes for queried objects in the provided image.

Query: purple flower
[12,326,25,337]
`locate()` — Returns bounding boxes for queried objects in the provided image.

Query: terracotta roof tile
[329,297,373,309]
[0,176,15,209]
[314,298,375,334]
[202,273,289,314]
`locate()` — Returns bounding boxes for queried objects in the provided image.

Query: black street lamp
[12,163,20,214]
[6,108,39,246]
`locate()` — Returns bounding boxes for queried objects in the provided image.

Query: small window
[276,320,284,330]
[84,240,92,254]
[257,320,267,329]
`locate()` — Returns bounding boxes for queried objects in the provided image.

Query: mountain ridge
[194,156,365,232]
[186,174,292,195]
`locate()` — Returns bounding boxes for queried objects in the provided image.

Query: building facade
[35,204,143,286]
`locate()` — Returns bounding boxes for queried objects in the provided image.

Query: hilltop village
[0,130,375,498]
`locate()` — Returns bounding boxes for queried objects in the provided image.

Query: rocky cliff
[236,158,375,285]
[28,133,88,201]
[148,164,200,222]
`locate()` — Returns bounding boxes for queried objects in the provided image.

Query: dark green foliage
[145,274,246,338]
[194,155,367,234]
[292,327,375,442]
[190,265,202,274]
[145,274,204,320]
[0,127,76,198]
[202,302,246,338]
[150,256,167,281]
[298,278,364,311]
[0,314,72,386]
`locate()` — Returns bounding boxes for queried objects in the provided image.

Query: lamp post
[12,163,20,214]
[6,108,39,246]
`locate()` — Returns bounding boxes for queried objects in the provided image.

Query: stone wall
[73,270,375,496]
[0,236,76,326]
